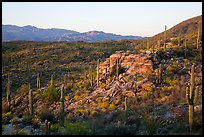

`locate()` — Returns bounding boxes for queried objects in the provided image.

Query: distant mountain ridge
[2,25,144,42]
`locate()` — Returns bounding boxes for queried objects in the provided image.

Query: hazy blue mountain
[2,25,144,42]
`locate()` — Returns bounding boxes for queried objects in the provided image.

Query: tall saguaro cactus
[64,74,68,85]
[164,25,167,51]
[196,22,200,50]
[51,75,54,87]
[60,84,65,126]
[37,73,41,89]
[89,66,93,87]
[6,76,11,110]
[178,30,181,47]
[186,64,199,132]
[96,59,100,87]
[28,82,34,116]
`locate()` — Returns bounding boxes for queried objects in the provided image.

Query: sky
[2,2,202,37]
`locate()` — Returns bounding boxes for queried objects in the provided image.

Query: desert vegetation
[2,19,202,135]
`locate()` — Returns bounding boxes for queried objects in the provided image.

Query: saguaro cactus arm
[60,84,65,126]
[193,86,199,104]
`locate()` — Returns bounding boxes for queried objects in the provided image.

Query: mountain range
[2,25,144,42]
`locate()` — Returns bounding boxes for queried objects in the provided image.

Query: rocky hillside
[150,15,202,44]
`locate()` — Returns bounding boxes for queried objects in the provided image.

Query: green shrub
[60,121,91,135]
[18,130,28,135]
[51,123,61,132]
[22,114,33,125]
[43,85,60,103]
[141,108,164,135]
[17,84,29,94]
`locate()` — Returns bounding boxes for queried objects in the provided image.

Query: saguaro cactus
[64,74,68,85]
[164,25,167,51]
[6,76,11,110]
[28,82,34,116]
[37,73,40,89]
[177,30,181,47]
[60,84,65,126]
[96,59,100,87]
[51,75,54,87]
[196,22,200,50]
[89,66,93,87]
[186,64,199,132]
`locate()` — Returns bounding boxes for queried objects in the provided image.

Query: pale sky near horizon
[2,2,202,37]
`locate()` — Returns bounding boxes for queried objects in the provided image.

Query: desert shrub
[42,85,60,103]
[9,116,19,124]
[141,92,150,101]
[109,103,116,110]
[100,100,109,109]
[145,85,155,92]
[163,77,172,86]
[115,96,121,105]
[141,108,164,135]
[22,114,33,125]
[39,104,56,123]
[96,97,101,103]
[60,121,91,135]
[166,65,174,74]
[17,84,29,94]
[18,130,28,135]
[2,111,13,124]
[32,115,41,126]
[51,123,61,133]
[91,110,98,117]
[193,111,202,129]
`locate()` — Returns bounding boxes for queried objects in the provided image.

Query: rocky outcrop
[62,50,161,115]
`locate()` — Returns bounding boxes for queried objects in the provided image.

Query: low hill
[150,15,202,44]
